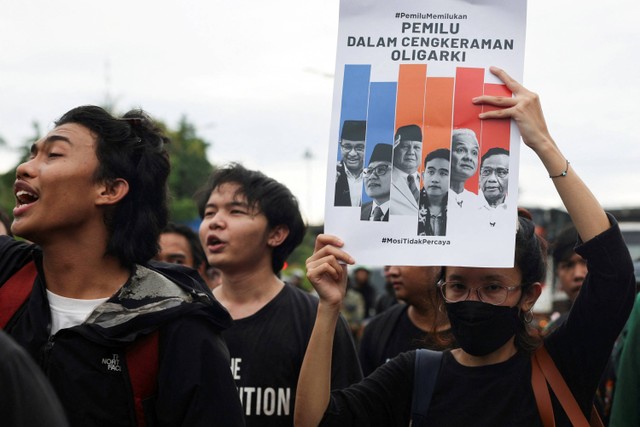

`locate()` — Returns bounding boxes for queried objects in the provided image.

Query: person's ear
[519,282,542,312]
[96,178,129,206]
[267,225,289,248]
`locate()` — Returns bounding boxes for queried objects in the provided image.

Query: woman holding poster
[294,67,635,427]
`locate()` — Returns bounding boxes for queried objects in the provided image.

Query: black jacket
[0,236,245,427]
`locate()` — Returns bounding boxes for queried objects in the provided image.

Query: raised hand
[306,234,354,309]
[474,66,555,154]
[474,66,608,241]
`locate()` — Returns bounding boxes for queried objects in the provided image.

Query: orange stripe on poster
[423,77,454,180]
[481,83,511,153]
[396,64,427,188]
[395,64,427,131]
[453,67,484,193]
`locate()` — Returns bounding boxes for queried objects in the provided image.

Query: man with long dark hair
[0,106,243,426]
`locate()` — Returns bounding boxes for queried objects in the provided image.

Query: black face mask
[445,301,520,356]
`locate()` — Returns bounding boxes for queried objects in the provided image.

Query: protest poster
[324,0,527,267]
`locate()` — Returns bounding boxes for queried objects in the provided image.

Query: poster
[324,0,527,267]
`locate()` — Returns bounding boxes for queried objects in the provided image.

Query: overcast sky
[1,0,639,225]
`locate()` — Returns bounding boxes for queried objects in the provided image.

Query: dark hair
[395,124,422,143]
[0,208,12,237]
[195,163,306,274]
[513,209,548,352]
[353,267,371,279]
[551,225,578,270]
[423,148,451,167]
[480,147,510,167]
[426,267,458,350]
[55,106,170,268]
[162,222,208,269]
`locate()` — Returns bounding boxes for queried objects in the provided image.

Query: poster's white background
[325,0,526,266]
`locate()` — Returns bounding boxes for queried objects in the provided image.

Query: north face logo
[102,354,122,372]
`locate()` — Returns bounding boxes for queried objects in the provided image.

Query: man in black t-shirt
[196,164,362,426]
[352,267,377,319]
[358,265,455,376]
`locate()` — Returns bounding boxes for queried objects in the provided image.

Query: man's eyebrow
[30,135,73,153]
[204,200,250,209]
[44,134,73,145]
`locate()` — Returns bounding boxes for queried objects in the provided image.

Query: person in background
[609,292,640,427]
[0,105,244,426]
[373,266,399,315]
[358,265,455,376]
[352,266,377,319]
[341,277,367,342]
[544,224,586,332]
[155,221,221,290]
[544,223,619,424]
[205,264,223,289]
[196,163,362,426]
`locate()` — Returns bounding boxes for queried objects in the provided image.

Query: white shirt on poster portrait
[369,200,389,221]
[344,167,363,207]
[390,168,420,216]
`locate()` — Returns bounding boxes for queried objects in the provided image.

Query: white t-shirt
[46,290,109,335]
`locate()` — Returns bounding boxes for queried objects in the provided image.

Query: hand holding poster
[325,0,527,267]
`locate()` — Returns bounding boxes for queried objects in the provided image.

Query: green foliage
[164,116,214,222]
[0,122,39,215]
[281,224,323,291]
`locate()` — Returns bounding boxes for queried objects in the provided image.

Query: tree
[163,116,214,222]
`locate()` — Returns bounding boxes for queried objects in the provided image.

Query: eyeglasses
[341,143,365,153]
[363,164,390,177]
[480,167,509,178]
[438,280,521,305]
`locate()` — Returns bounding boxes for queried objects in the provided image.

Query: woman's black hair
[195,163,306,274]
[513,208,548,353]
[441,208,547,353]
[55,106,170,268]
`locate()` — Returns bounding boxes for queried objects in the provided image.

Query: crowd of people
[0,66,637,427]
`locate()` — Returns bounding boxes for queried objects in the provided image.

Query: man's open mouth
[15,190,39,207]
